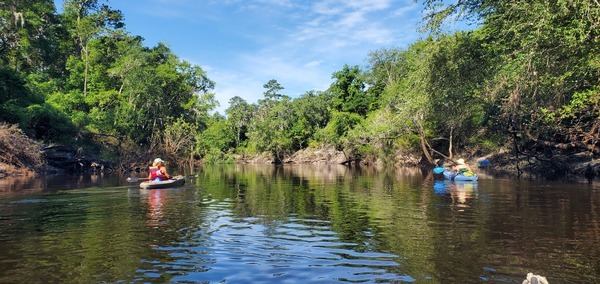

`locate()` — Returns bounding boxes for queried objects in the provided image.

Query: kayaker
[148,158,171,181]
[452,158,474,176]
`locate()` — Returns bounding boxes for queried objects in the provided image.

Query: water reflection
[141,189,168,228]
[0,175,43,196]
[433,180,478,205]
[0,167,599,283]
[157,206,411,283]
[451,182,477,206]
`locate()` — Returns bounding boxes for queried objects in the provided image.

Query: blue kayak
[443,170,478,181]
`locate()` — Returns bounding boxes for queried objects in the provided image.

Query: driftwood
[427,147,460,165]
[43,145,114,174]
[341,158,361,166]
[525,131,600,155]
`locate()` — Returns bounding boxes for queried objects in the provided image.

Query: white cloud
[289,0,402,51]
[97,0,427,114]
[305,60,322,68]
[208,69,266,115]
[199,0,424,114]
[256,0,295,7]
[392,3,419,17]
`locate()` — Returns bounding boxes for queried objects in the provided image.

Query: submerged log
[43,145,114,174]
[341,158,361,166]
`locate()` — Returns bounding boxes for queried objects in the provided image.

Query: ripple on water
[9,199,49,204]
[143,205,410,283]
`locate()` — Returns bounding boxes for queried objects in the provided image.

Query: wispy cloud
[290,0,402,50]
[208,69,266,113]
[202,0,423,113]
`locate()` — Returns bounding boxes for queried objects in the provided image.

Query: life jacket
[149,166,167,181]
[456,164,468,173]
[456,164,474,176]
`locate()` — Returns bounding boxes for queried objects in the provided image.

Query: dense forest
[0,0,598,178]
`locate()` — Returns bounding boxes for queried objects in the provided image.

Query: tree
[162,117,198,163]
[0,0,63,72]
[330,65,371,117]
[320,110,364,152]
[426,31,489,156]
[62,0,124,96]
[288,90,333,149]
[196,114,235,161]
[358,40,443,164]
[226,96,254,149]
[263,79,285,101]
[247,80,293,162]
[421,0,600,157]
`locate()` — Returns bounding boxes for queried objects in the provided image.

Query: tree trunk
[415,113,434,165]
[420,135,435,165]
[448,126,454,159]
[83,46,88,96]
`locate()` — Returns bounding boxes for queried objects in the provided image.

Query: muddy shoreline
[2,146,598,182]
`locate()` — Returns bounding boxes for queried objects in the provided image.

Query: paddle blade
[433,167,445,174]
[477,159,490,165]
[126,177,148,182]
[126,177,139,182]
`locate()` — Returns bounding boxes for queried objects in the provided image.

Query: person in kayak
[148,158,171,181]
[452,158,474,176]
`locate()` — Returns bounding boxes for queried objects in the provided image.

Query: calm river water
[0,165,599,283]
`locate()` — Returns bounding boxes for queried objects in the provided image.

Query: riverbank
[2,139,597,182]
[0,124,44,178]
[480,150,599,181]
[239,145,599,181]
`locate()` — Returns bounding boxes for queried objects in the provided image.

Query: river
[0,165,598,283]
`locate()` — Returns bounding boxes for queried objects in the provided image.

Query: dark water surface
[0,165,599,283]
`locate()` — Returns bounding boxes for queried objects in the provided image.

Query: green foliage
[330,65,372,117]
[226,96,254,149]
[196,117,235,158]
[26,72,62,99]
[415,0,600,158]
[65,55,85,90]
[542,88,600,146]
[288,90,333,149]
[23,103,77,143]
[2,0,598,167]
[426,32,488,149]
[356,41,435,160]
[319,111,364,150]
[162,117,198,161]
[263,79,285,101]
[246,80,295,161]
[0,0,65,73]
[556,89,599,119]
[0,68,36,125]
[202,148,236,164]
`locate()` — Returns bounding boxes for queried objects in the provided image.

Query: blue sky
[55,0,431,114]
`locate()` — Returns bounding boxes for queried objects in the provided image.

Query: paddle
[127,174,198,183]
[433,167,445,174]
[126,177,149,183]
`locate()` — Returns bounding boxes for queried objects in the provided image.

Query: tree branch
[525,131,600,155]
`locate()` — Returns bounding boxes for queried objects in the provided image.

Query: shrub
[0,124,44,173]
